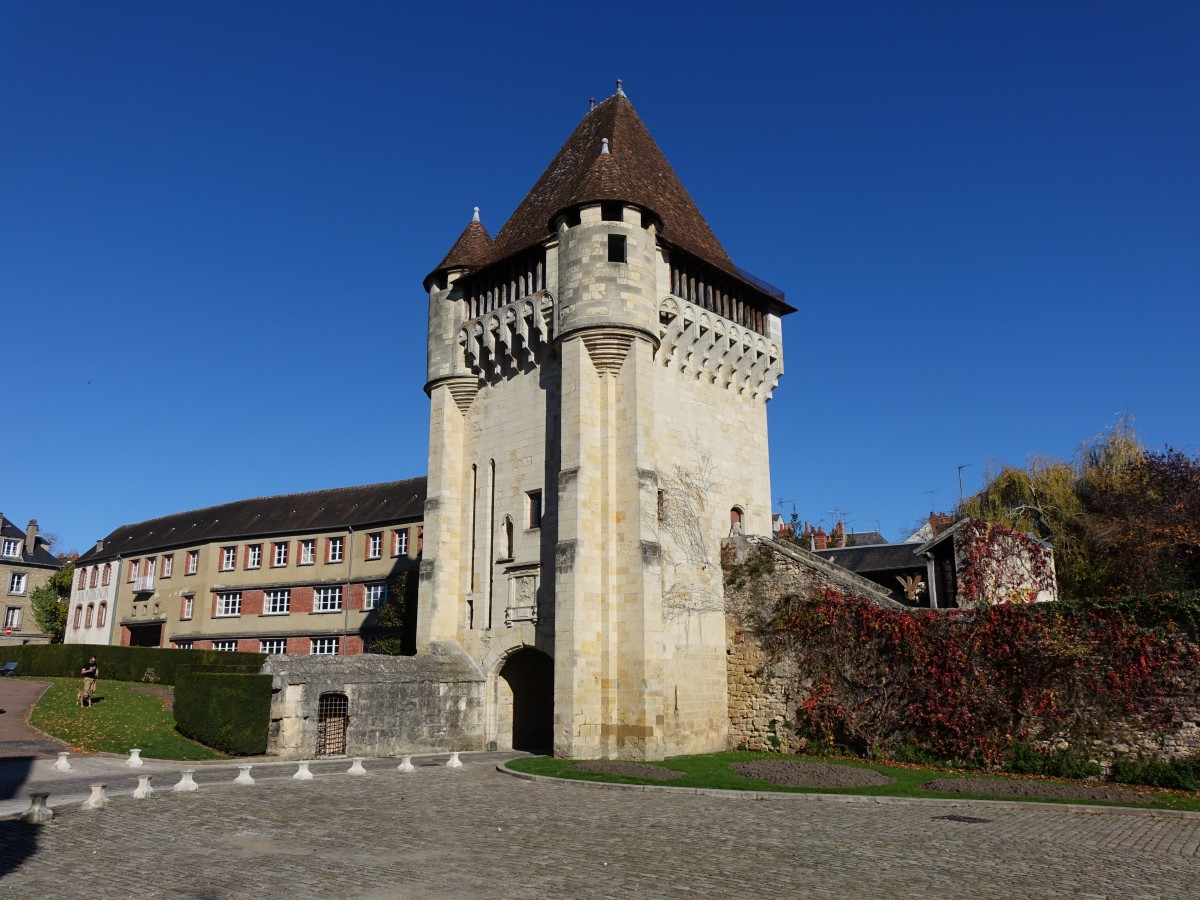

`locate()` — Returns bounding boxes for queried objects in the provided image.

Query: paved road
[2,752,1198,899]
[0,680,67,759]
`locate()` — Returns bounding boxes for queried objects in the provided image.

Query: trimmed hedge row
[174,667,272,756]
[0,643,265,686]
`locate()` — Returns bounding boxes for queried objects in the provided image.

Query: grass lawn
[507,751,1200,813]
[26,677,222,761]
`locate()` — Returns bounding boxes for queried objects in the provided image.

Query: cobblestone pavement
[2,753,1198,899]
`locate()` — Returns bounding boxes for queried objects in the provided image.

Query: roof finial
[589,97,595,111]
[600,138,610,156]
[615,79,625,98]
[472,206,480,223]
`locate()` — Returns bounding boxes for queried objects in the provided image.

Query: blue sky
[3,2,1197,552]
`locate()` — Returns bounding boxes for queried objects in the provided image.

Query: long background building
[64,479,425,656]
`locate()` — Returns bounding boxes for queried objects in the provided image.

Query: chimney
[95,540,105,553]
[833,522,845,548]
[814,527,828,551]
[25,519,38,555]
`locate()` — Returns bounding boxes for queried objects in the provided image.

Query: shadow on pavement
[0,818,40,878]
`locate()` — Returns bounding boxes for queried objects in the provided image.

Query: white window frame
[273,542,288,567]
[310,637,339,655]
[1,539,20,559]
[176,640,194,650]
[186,550,199,575]
[260,638,286,655]
[364,583,385,610]
[300,539,315,565]
[394,530,408,556]
[215,591,242,617]
[4,606,21,629]
[221,547,236,571]
[367,533,382,559]
[315,586,342,612]
[327,536,344,563]
[264,589,291,615]
[9,573,27,594]
[212,640,237,652]
[161,555,173,578]
[182,595,194,620]
[246,544,262,569]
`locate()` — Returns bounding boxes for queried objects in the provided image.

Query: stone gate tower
[418,85,792,760]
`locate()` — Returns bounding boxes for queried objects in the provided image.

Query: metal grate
[316,692,349,757]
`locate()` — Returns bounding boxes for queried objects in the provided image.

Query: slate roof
[429,89,788,310]
[814,543,926,574]
[427,216,493,286]
[0,515,61,569]
[76,478,427,564]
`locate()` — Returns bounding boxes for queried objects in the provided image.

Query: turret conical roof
[489,92,734,270]
[426,211,493,287]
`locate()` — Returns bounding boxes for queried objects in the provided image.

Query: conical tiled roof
[489,92,734,270]
[426,212,493,287]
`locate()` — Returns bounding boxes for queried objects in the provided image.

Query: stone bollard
[132,775,155,799]
[54,752,72,771]
[234,765,255,785]
[126,748,144,767]
[397,755,415,773]
[446,752,463,769]
[82,783,110,810]
[174,768,199,792]
[347,757,367,775]
[20,792,54,825]
[293,761,314,781]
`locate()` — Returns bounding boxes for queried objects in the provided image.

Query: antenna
[926,489,937,512]
[957,463,973,507]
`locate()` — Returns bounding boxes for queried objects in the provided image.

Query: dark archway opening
[499,649,554,753]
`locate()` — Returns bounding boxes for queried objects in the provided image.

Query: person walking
[80,656,99,707]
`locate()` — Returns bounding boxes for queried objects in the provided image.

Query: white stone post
[20,793,53,825]
[174,768,199,792]
[82,783,110,810]
[234,765,255,785]
[293,761,314,781]
[132,775,155,799]
[53,752,71,771]
[125,748,144,767]
[347,757,366,775]
[397,755,415,773]
[446,751,462,768]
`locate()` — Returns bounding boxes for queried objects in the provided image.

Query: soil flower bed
[921,776,1155,804]
[572,761,684,781]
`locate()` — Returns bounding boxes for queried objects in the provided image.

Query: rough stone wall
[263,642,484,758]
[723,535,902,753]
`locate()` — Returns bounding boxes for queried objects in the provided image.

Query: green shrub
[1004,740,1100,779]
[0,643,263,685]
[1110,754,1200,791]
[174,667,272,756]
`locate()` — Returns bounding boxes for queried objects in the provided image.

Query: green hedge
[174,667,272,756]
[0,643,264,685]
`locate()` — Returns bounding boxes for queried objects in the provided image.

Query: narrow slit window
[608,234,626,263]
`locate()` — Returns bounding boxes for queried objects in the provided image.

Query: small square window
[310,637,339,655]
[364,583,385,610]
[601,201,624,222]
[608,234,626,263]
[265,589,290,615]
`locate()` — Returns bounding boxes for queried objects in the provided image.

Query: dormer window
[608,234,627,264]
[601,201,623,222]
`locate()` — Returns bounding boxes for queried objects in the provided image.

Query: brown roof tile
[489,93,734,270]
[426,215,493,286]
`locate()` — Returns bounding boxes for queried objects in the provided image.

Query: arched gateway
[493,648,554,753]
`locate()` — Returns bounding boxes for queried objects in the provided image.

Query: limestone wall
[263,642,484,758]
